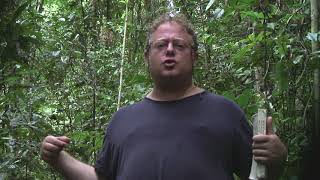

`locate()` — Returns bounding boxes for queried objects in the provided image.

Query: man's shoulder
[204,91,239,105]
[114,98,147,116]
[106,99,147,131]
[203,91,244,114]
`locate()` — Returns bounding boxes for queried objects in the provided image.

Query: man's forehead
[151,22,192,41]
[156,21,185,31]
[156,37,187,41]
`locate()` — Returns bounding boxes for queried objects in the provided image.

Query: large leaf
[237,89,252,108]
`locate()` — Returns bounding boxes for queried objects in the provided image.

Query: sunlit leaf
[267,23,275,30]
[293,55,303,64]
[205,0,216,11]
[306,32,318,41]
[213,8,224,19]
[58,17,65,22]
[52,50,60,57]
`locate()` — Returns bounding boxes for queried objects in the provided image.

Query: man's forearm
[52,151,99,180]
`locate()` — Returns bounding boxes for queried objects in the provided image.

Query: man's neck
[147,83,203,101]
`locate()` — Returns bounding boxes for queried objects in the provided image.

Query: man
[40,14,287,180]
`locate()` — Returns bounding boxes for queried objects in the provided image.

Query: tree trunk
[92,71,97,161]
[311,0,319,137]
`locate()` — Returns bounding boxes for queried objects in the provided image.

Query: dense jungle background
[1,0,319,179]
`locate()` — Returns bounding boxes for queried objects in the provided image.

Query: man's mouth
[163,59,176,67]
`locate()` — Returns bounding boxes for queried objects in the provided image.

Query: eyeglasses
[150,39,193,51]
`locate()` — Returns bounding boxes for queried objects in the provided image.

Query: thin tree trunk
[117,0,129,110]
[80,0,87,128]
[92,72,96,160]
[106,0,111,20]
[25,162,28,179]
[311,0,319,137]
[91,0,99,161]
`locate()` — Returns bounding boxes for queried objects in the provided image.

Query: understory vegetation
[0,0,319,179]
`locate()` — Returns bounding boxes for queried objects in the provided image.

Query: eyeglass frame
[147,38,196,53]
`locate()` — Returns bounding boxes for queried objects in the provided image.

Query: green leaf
[70,131,90,142]
[222,91,236,102]
[5,76,20,85]
[239,0,256,5]
[241,11,264,21]
[237,89,252,107]
[205,0,216,11]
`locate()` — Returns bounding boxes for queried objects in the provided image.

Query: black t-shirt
[95,91,253,180]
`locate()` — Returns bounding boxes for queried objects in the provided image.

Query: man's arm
[40,135,106,180]
[52,151,100,180]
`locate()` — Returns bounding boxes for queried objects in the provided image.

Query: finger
[57,136,70,144]
[253,149,269,157]
[266,116,274,135]
[252,134,269,143]
[46,136,68,148]
[43,142,63,153]
[252,142,268,150]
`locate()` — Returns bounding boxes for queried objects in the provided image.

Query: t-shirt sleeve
[232,115,253,179]
[95,127,116,179]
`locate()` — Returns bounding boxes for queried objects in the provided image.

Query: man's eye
[174,43,186,49]
[155,42,166,49]
[157,44,166,48]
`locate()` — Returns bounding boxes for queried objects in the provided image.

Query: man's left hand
[252,117,287,166]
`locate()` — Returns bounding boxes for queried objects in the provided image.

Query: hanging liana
[117,0,129,110]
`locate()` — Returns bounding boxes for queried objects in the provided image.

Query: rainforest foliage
[0,0,319,179]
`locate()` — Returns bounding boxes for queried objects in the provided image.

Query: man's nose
[166,42,175,56]
[167,42,174,50]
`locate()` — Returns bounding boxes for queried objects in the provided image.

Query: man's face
[145,22,195,81]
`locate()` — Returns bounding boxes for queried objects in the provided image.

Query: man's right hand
[40,135,70,166]
[40,135,101,180]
